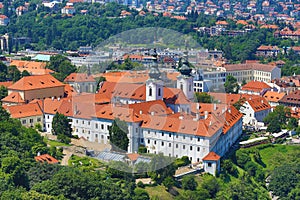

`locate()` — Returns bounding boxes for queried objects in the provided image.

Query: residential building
[223,62,281,83]
[256,45,280,57]
[279,90,300,107]
[64,73,97,93]
[6,74,65,104]
[35,154,59,164]
[239,80,272,95]
[4,102,43,128]
[263,91,285,107]
[9,60,52,75]
[240,97,271,126]
[202,152,220,176]
[61,5,76,15]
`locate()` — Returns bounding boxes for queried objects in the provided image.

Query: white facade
[240,101,271,126]
[146,79,164,102]
[177,75,194,100]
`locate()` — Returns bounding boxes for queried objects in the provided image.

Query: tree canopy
[224,75,239,94]
[52,112,72,144]
[109,118,129,152]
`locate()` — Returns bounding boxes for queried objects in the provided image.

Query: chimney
[51,96,54,101]
[151,111,155,116]
[179,115,184,120]
[204,111,208,119]
[139,110,143,114]
[228,108,231,113]
[37,152,41,156]
[213,103,217,111]
[196,103,200,110]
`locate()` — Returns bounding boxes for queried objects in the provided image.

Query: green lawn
[143,185,174,200]
[43,137,71,147]
[259,144,300,173]
[68,155,105,171]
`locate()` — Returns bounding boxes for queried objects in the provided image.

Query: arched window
[149,87,152,96]
[158,88,161,96]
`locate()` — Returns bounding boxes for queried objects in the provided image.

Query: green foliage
[200,174,220,198]
[235,150,251,167]
[0,85,8,100]
[162,176,175,191]
[138,145,147,154]
[52,113,72,144]
[264,105,291,132]
[181,175,198,191]
[47,55,76,82]
[222,159,238,177]
[174,156,191,168]
[287,117,298,130]
[224,75,239,94]
[109,118,129,151]
[269,164,300,198]
[194,92,214,103]
[133,188,150,200]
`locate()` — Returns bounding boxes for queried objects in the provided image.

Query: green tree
[287,117,298,130]
[224,75,239,94]
[109,118,129,151]
[162,176,175,191]
[201,174,220,198]
[52,113,72,144]
[0,85,8,100]
[133,188,150,200]
[194,92,214,103]
[0,105,10,121]
[182,175,198,191]
[7,66,21,82]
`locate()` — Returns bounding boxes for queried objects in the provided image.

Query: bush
[137,181,145,188]
[235,150,251,168]
[138,145,147,154]
[174,156,191,168]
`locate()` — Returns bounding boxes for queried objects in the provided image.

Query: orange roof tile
[127,153,140,161]
[0,81,13,87]
[8,74,64,91]
[202,152,220,161]
[35,154,59,164]
[224,63,277,72]
[64,73,95,83]
[247,97,271,112]
[223,106,243,134]
[5,102,42,118]
[127,100,173,116]
[241,81,271,93]
[1,92,25,104]
[263,91,285,102]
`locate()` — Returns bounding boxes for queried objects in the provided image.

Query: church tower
[177,50,194,101]
[146,49,164,102]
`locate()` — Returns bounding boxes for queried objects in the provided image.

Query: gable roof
[8,74,64,91]
[127,100,173,116]
[1,92,25,104]
[35,154,59,164]
[223,106,243,134]
[0,81,13,87]
[279,90,300,105]
[202,152,220,161]
[241,81,271,93]
[224,63,277,72]
[64,73,95,83]
[263,91,285,102]
[247,97,271,112]
[5,102,43,118]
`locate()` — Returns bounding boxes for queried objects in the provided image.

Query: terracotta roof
[8,74,64,91]
[216,20,228,25]
[257,45,280,51]
[224,63,277,72]
[202,152,220,161]
[127,153,140,161]
[127,100,173,116]
[95,104,142,123]
[223,106,243,134]
[279,90,300,105]
[164,87,190,105]
[141,114,223,137]
[241,81,271,93]
[236,20,248,25]
[263,91,285,102]
[0,81,13,87]
[64,73,95,83]
[5,102,42,118]
[64,84,77,97]
[247,97,271,112]
[0,15,8,19]
[35,154,59,164]
[209,93,260,105]
[1,92,25,104]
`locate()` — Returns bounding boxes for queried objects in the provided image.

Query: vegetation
[224,75,239,94]
[109,118,129,151]
[194,92,214,103]
[264,105,291,133]
[52,113,72,144]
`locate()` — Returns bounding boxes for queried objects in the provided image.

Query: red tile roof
[64,73,95,83]
[5,102,43,118]
[248,97,271,112]
[241,81,271,93]
[263,91,285,102]
[224,63,277,72]
[0,81,13,87]
[8,74,64,91]
[1,92,25,104]
[35,154,59,164]
[127,153,140,161]
[223,106,243,134]
[202,152,220,161]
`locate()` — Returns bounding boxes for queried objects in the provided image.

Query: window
[176,134,178,138]
[190,146,193,151]
[101,124,104,129]
[176,144,178,148]
[197,147,200,152]
[88,121,90,125]
[148,130,150,134]
[158,88,161,96]
[76,120,78,124]
[95,124,98,129]
[162,132,164,136]
[190,137,192,140]
[37,118,41,122]
[208,162,212,167]
[169,143,171,147]
[148,139,150,144]
[82,121,84,124]
[141,138,144,143]
[107,136,110,140]
[161,141,164,146]
[47,115,49,119]
[101,135,104,139]
[198,137,200,142]
[183,145,185,149]
[183,136,185,139]
[95,134,98,138]
[169,133,171,137]
[107,125,110,130]
[154,140,156,145]
[29,119,33,123]
[189,84,191,91]
[149,87,152,96]
[22,120,26,124]
[180,83,183,91]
